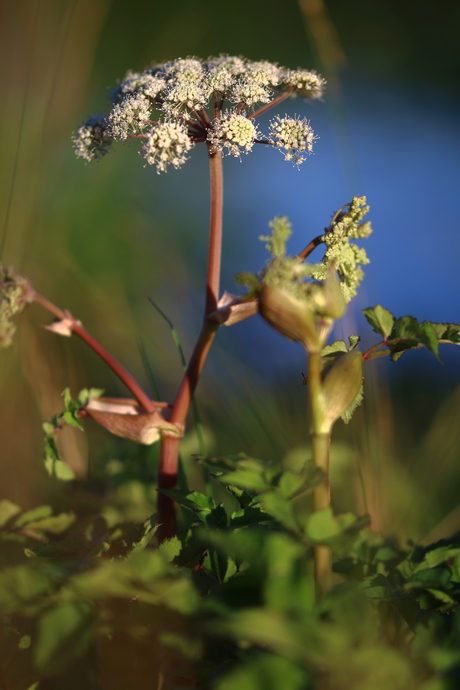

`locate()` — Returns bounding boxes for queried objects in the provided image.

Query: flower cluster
[237,199,372,307]
[310,197,372,302]
[269,115,316,164]
[73,56,325,173]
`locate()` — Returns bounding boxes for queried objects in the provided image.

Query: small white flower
[229,80,272,106]
[269,115,316,164]
[245,60,281,86]
[119,71,166,100]
[204,56,246,94]
[280,69,326,99]
[109,94,151,140]
[142,121,194,173]
[207,113,258,157]
[73,115,112,162]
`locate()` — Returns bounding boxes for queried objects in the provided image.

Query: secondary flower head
[269,115,316,164]
[73,56,326,172]
[142,121,193,173]
[207,112,259,157]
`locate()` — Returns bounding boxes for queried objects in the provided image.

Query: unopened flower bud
[320,350,363,433]
[259,284,321,352]
[313,270,346,320]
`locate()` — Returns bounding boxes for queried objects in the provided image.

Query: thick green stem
[157,148,224,542]
[308,350,332,598]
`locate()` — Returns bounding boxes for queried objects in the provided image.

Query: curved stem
[31,291,155,413]
[247,88,295,120]
[157,148,224,542]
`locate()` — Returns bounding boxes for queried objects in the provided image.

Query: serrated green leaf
[77,387,104,405]
[159,489,215,522]
[62,387,72,409]
[13,505,53,528]
[35,601,93,673]
[24,512,76,535]
[44,457,75,481]
[62,409,83,430]
[362,305,395,339]
[157,535,182,562]
[348,335,360,350]
[321,340,348,358]
[229,506,273,527]
[255,492,298,532]
[216,652,308,690]
[306,508,367,544]
[424,322,460,344]
[393,315,420,341]
[0,499,21,527]
[418,323,440,357]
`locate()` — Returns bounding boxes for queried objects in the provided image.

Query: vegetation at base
[2,448,460,689]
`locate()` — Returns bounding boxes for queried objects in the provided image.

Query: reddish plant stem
[31,291,155,413]
[247,87,295,120]
[157,147,224,542]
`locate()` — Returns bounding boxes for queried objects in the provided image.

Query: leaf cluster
[2,449,460,689]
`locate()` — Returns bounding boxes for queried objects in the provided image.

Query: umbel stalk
[157,148,224,542]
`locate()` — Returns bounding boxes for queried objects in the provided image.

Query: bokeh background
[1,0,459,541]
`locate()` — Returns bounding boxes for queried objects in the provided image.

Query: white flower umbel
[73,115,112,162]
[142,121,194,173]
[207,113,259,157]
[117,71,166,101]
[280,69,326,99]
[109,94,151,140]
[230,80,272,106]
[75,56,325,172]
[244,60,281,86]
[269,115,316,164]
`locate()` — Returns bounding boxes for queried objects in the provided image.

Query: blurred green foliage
[0,0,459,590]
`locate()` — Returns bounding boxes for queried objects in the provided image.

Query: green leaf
[321,340,348,358]
[44,457,75,481]
[418,322,439,357]
[306,508,367,545]
[424,322,460,344]
[0,499,21,527]
[62,387,72,409]
[348,335,360,350]
[159,489,215,518]
[277,463,322,499]
[255,492,299,533]
[362,305,395,339]
[229,506,273,527]
[13,505,53,528]
[157,535,182,562]
[35,602,93,673]
[24,512,76,535]
[77,387,104,406]
[393,315,420,342]
[62,409,83,430]
[216,653,308,690]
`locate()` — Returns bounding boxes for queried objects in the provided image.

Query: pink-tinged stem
[247,88,295,120]
[31,291,155,414]
[157,147,224,542]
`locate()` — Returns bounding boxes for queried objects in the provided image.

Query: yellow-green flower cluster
[310,197,372,302]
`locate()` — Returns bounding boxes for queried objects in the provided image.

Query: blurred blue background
[0,0,459,540]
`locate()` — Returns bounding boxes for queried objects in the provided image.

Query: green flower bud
[312,270,346,320]
[320,350,363,433]
[259,284,321,352]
